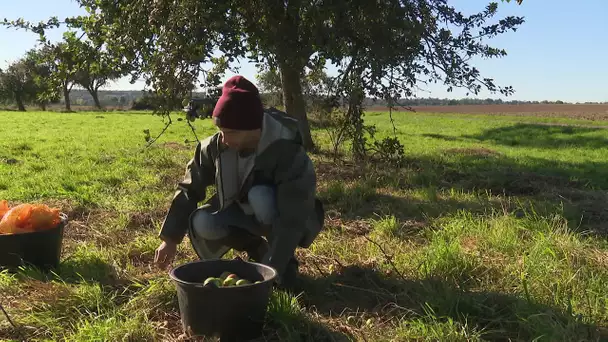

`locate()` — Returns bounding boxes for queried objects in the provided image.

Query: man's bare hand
[154,240,178,270]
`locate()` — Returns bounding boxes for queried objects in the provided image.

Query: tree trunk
[15,93,25,111]
[63,84,71,112]
[279,61,315,151]
[39,102,47,111]
[90,88,102,110]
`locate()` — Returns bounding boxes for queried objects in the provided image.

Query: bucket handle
[59,213,69,226]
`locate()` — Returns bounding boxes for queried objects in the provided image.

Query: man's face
[219,128,261,151]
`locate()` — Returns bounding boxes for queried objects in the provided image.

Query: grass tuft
[65,314,155,342]
[397,305,485,341]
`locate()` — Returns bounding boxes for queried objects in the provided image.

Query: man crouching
[154,75,324,287]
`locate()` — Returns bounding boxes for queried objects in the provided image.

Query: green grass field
[1,110,608,341]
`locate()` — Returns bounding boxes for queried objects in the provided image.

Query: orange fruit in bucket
[0,200,9,219]
[0,204,32,234]
[0,202,61,234]
[22,204,61,231]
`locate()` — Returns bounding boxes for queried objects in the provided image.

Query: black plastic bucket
[169,259,278,341]
[0,213,67,272]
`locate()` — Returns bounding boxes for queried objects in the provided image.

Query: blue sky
[0,0,606,102]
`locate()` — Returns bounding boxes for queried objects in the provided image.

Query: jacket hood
[256,110,300,155]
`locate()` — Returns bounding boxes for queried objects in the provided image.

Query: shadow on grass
[0,327,34,342]
[423,123,608,150]
[467,123,607,149]
[319,182,505,225]
[260,313,353,342]
[56,257,118,284]
[316,137,608,234]
[406,153,608,231]
[417,123,608,189]
[295,265,606,341]
[421,133,461,141]
[14,254,118,285]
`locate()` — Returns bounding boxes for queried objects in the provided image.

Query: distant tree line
[254,69,608,110]
[2,45,605,111]
[363,97,608,106]
[3,86,606,111]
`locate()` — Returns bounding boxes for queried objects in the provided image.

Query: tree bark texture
[279,61,315,151]
[63,84,71,112]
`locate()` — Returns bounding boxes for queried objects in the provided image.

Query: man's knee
[248,185,277,225]
[190,208,230,240]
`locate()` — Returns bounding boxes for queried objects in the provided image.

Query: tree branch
[424,38,502,95]
[0,301,17,329]
[144,114,173,148]
[186,120,199,142]
[311,259,328,277]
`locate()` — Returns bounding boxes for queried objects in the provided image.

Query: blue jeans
[191,185,277,241]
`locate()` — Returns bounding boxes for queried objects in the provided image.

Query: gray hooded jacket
[158,108,323,274]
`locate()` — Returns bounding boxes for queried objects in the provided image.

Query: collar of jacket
[213,111,300,212]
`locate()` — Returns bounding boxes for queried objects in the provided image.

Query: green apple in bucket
[203,277,221,288]
[202,270,262,287]
[223,277,238,287]
[236,279,251,286]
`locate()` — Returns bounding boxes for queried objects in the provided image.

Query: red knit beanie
[212,75,264,130]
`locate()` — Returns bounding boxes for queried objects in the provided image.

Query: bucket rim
[169,259,278,287]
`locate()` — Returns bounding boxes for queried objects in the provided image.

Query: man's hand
[154,240,178,270]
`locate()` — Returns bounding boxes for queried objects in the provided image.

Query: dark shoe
[245,238,269,263]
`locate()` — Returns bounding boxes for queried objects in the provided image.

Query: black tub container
[170,259,278,341]
[0,213,67,272]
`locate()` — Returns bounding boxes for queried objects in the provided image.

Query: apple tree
[4,0,524,150]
